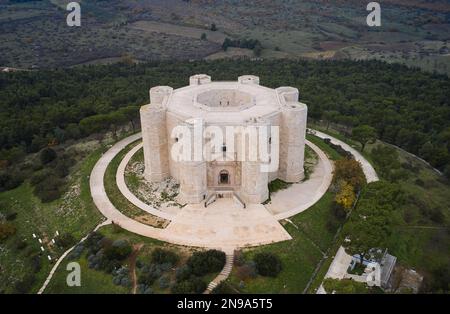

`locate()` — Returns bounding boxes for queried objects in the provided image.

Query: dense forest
[0,59,449,177]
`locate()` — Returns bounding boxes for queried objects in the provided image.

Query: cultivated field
[0,0,449,74]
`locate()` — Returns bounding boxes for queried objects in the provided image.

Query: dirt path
[129,243,144,294]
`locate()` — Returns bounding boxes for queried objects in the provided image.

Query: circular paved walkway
[90,130,375,249]
[90,133,291,249]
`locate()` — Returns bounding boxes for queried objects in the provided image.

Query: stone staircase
[204,251,234,294]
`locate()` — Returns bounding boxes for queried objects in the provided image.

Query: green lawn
[45,253,130,294]
[306,134,342,161]
[227,192,337,293]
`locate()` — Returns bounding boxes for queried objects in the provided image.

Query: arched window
[219,170,229,184]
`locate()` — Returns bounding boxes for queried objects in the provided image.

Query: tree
[171,277,206,294]
[117,106,139,133]
[210,23,217,31]
[200,33,207,40]
[186,250,226,276]
[55,233,76,249]
[371,145,403,181]
[151,248,179,266]
[40,147,57,165]
[104,239,132,261]
[107,111,127,139]
[444,165,450,180]
[222,38,232,51]
[322,110,339,130]
[253,42,263,57]
[342,181,401,258]
[333,158,366,191]
[253,252,282,277]
[352,125,377,152]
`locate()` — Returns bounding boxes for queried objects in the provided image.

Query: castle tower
[140,86,172,182]
[277,87,307,182]
[239,118,269,204]
[178,119,207,204]
[238,75,260,85]
[241,161,269,204]
[189,74,211,86]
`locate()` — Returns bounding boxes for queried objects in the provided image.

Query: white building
[140,74,307,205]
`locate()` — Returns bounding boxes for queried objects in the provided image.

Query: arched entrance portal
[219,170,230,185]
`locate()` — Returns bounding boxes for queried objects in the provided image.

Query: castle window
[222,145,227,152]
[175,137,179,142]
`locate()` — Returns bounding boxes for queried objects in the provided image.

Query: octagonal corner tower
[140,74,307,205]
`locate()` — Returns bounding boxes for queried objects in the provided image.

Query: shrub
[112,266,131,287]
[212,282,235,294]
[40,147,57,164]
[137,284,153,294]
[30,254,42,273]
[56,233,76,249]
[171,277,206,294]
[186,249,226,276]
[84,232,104,254]
[151,248,179,266]
[335,181,356,211]
[444,165,450,180]
[139,264,163,286]
[326,217,340,233]
[104,239,132,261]
[32,172,64,202]
[14,275,35,293]
[138,272,157,286]
[268,179,291,193]
[68,244,84,260]
[0,221,16,241]
[333,158,366,191]
[5,212,17,221]
[14,238,27,250]
[332,201,347,221]
[175,265,192,281]
[402,207,415,224]
[429,208,445,224]
[158,275,171,289]
[0,172,24,192]
[253,252,282,277]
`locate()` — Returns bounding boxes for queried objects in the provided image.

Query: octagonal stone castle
[140,74,307,205]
